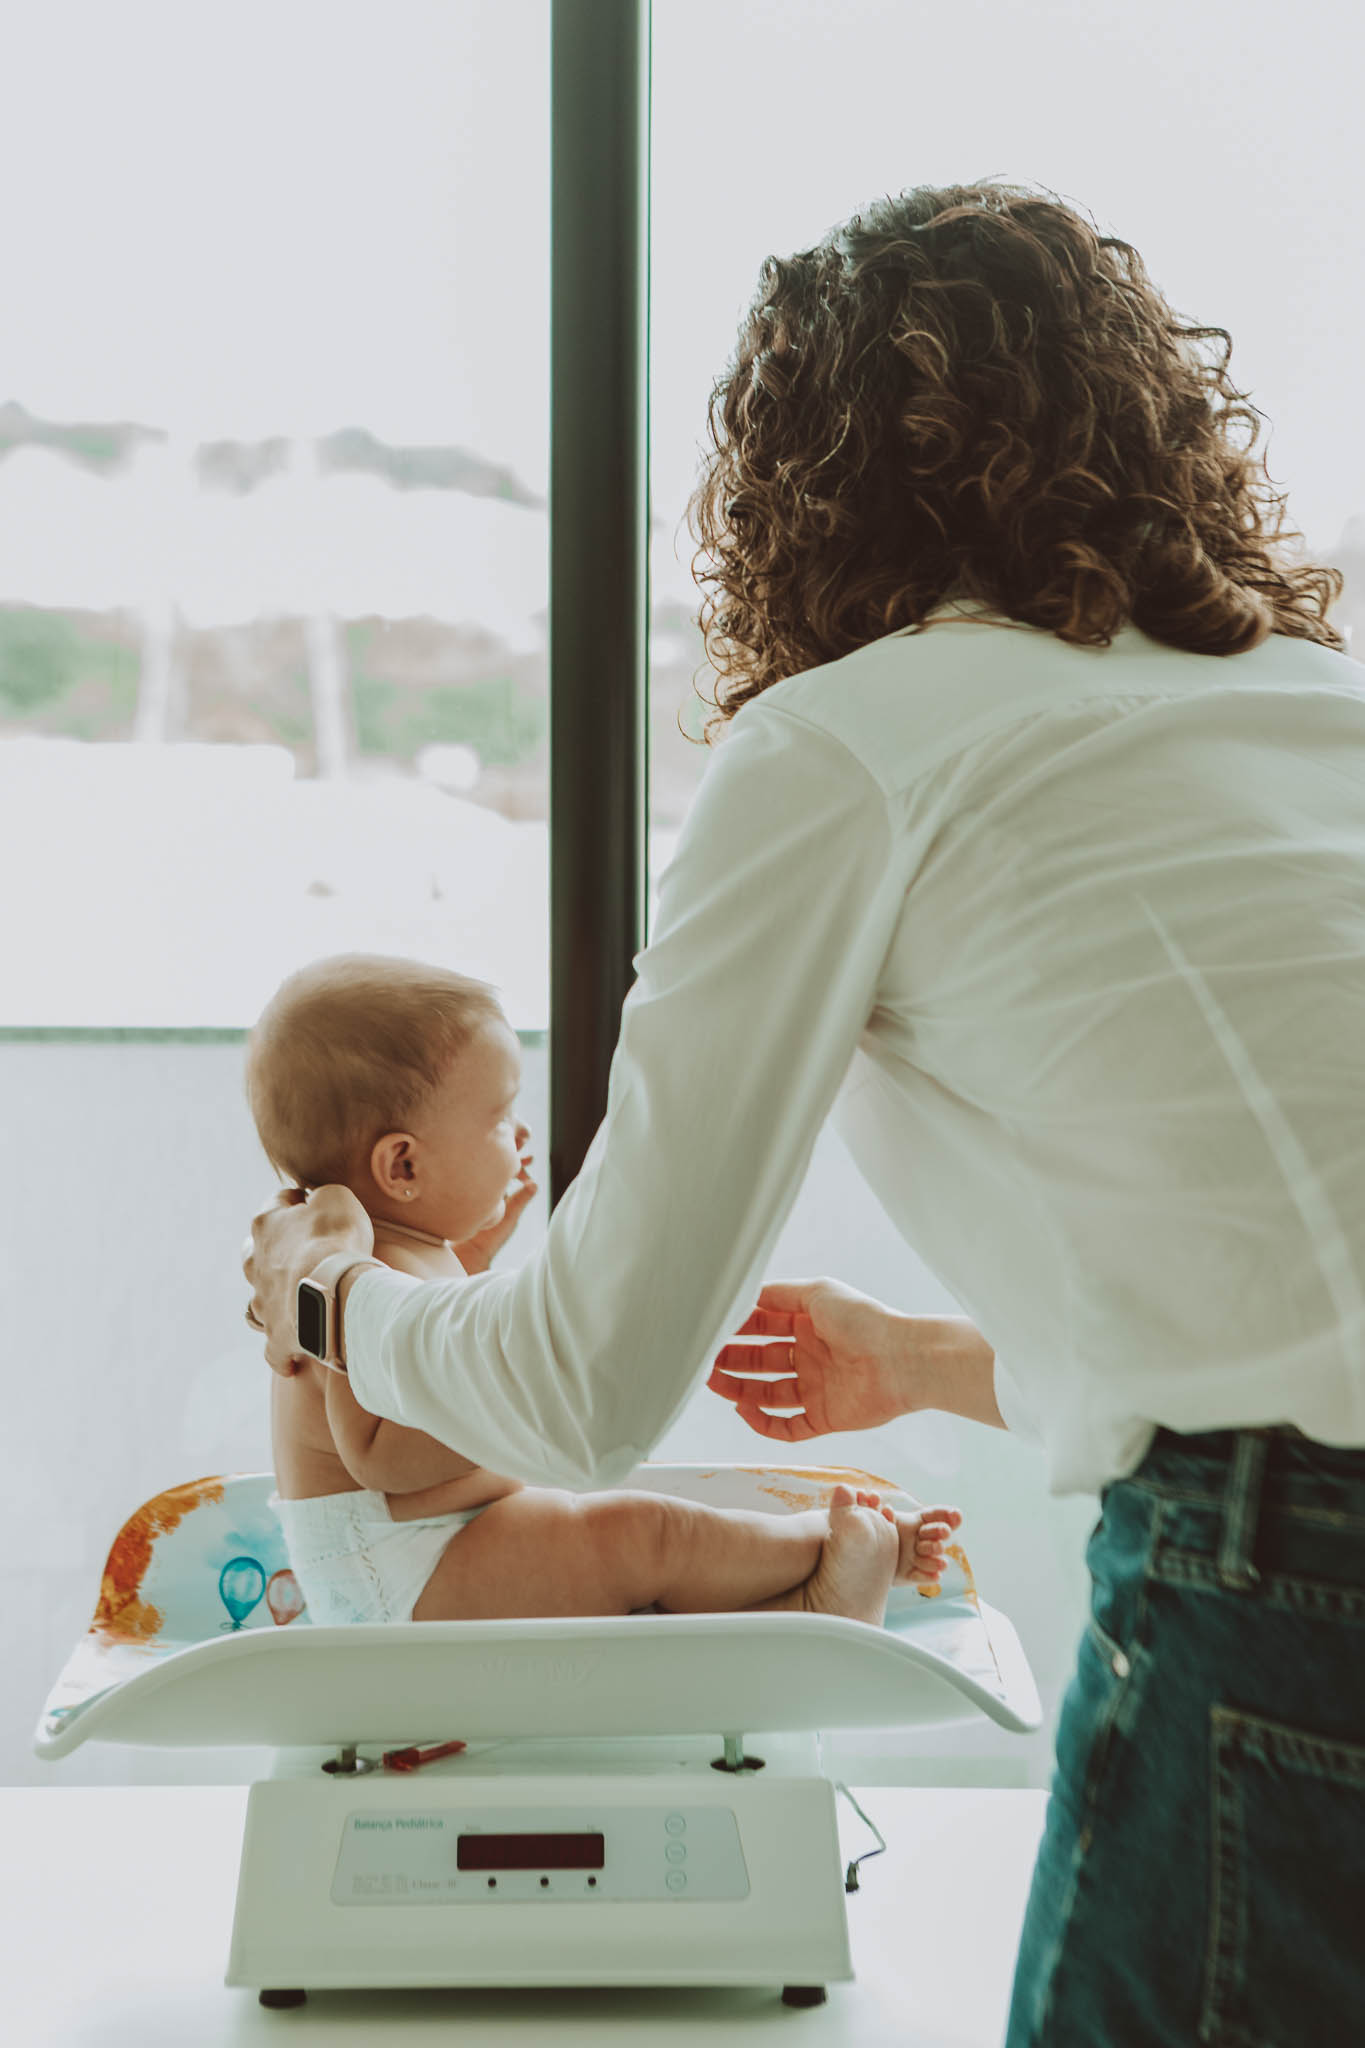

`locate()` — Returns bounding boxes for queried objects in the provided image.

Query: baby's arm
[323,1364,483,1493]
[320,1235,497,1495]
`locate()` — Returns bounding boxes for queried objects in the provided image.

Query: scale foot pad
[258,1988,308,2008]
[782,1985,828,2008]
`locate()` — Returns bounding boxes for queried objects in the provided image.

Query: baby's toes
[913,1522,952,1567]
[892,1513,933,1580]
[922,1503,963,1531]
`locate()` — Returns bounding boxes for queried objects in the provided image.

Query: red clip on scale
[381,1740,467,1773]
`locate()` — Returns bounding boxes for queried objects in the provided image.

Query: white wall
[3,1037,1095,1788]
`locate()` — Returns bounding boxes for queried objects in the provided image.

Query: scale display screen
[333,1808,749,1906]
[457,1832,606,1872]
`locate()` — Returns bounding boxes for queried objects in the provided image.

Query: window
[644,0,1364,1788]
[11,0,1361,1799]
[648,0,1362,896]
[0,1,552,1028]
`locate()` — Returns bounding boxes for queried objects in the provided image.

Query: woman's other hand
[243,1184,375,1377]
[710,1281,1005,1438]
[707,1278,921,1442]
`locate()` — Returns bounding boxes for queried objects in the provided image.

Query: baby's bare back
[270,1363,519,1519]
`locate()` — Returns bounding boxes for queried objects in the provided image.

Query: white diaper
[271,1488,489,1625]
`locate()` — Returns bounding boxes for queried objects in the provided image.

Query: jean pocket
[1201,1705,1365,2046]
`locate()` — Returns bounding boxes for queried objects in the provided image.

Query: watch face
[296,1280,328,1360]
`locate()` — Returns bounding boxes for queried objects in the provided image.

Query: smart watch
[296,1253,383,1372]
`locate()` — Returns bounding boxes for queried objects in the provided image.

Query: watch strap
[301,1252,383,1369]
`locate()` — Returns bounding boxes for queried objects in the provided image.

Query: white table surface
[0,1786,1047,2046]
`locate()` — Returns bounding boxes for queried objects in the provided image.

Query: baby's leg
[410,1486,832,1622]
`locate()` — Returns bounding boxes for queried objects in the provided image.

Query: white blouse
[346,601,1365,1497]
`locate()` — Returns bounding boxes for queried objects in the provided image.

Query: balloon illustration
[218,1555,266,1630]
[266,1568,305,1626]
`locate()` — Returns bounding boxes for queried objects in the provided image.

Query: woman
[246,182,1363,2043]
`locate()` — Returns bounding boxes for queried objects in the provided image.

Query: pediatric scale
[37,1464,1040,2011]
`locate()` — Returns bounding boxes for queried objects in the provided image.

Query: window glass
[649,0,1363,909]
[0,0,550,1027]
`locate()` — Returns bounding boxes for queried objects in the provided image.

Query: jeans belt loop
[1217,1429,1268,1592]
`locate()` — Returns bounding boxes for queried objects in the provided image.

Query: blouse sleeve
[991,1354,1044,1446]
[343,701,914,1490]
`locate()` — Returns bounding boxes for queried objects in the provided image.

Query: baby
[245,953,962,1629]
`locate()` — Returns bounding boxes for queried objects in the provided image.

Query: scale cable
[835,1782,887,1893]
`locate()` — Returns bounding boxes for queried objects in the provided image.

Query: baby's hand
[451,1124,537,1273]
[851,1490,963,1585]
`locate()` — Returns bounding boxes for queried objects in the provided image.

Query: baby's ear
[367,1129,410,1198]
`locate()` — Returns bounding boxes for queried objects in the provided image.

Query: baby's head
[245,954,523,1245]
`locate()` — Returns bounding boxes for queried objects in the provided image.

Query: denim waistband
[1110,1426,1365,1594]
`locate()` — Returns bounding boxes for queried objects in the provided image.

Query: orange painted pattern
[739,1464,901,1493]
[916,1540,977,1603]
[92,1476,226,1641]
[945,1541,977,1601]
[753,1481,824,1511]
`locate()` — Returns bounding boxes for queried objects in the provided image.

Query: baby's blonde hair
[245,953,505,1192]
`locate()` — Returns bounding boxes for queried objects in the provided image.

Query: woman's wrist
[898,1313,1006,1429]
[335,1259,384,1371]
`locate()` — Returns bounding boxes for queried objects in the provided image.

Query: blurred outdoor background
[1,0,1360,1027]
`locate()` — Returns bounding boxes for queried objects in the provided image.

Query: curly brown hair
[686,180,1345,734]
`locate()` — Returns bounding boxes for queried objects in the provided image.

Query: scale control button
[664,1815,686,1835]
[666,1871,688,1893]
[665,1842,686,1864]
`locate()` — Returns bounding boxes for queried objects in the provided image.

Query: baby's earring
[404,1187,415,1198]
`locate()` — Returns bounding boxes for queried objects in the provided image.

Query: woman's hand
[703,1277,916,1441]
[710,1280,1006,1439]
[243,1184,375,1377]
[708,1278,920,1442]
[451,1124,538,1273]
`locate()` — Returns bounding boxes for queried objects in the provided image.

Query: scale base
[228,1735,854,2001]
[256,1984,832,2011]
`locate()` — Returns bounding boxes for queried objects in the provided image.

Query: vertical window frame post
[549,0,652,1206]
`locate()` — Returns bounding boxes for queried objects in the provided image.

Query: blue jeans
[1005,1426,1365,2046]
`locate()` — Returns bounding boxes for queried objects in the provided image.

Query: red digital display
[458,1832,605,1871]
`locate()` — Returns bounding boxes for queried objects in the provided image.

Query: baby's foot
[798,1484,899,1626]
[852,1490,963,1585]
